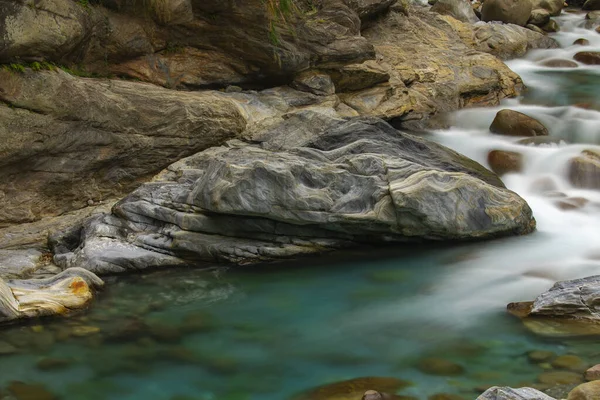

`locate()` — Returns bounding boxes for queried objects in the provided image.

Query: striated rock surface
[0,268,103,324]
[0,69,246,228]
[51,117,536,274]
[508,276,600,337]
[477,386,556,400]
[431,0,480,23]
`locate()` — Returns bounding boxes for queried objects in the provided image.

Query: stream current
[1,11,600,400]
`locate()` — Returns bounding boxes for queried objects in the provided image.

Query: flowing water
[1,12,600,400]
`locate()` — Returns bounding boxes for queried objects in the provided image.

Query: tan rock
[294,377,412,400]
[7,381,57,400]
[574,52,600,65]
[490,109,549,137]
[568,380,600,400]
[568,150,600,189]
[488,150,523,175]
[417,358,465,376]
[541,58,578,68]
[538,371,584,385]
[552,355,588,372]
[481,0,533,26]
[585,365,600,381]
[527,350,556,363]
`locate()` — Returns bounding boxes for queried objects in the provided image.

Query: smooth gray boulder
[477,386,556,399]
[431,0,480,23]
[52,117,536,274]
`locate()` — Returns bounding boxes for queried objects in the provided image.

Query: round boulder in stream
[490,109,549,137]
[568,150,600,189]
[574,52,600,65]
[488,150,523,175]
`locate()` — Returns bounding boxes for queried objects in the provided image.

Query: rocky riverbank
[0,0,562,319]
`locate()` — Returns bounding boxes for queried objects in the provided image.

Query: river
[0,11,599,400]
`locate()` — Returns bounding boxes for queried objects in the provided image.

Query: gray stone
[52,117,535,274]
[291,71,336,96]
[0,249,43,279]
[481,0,533,26]
[477,386,556,400]
[431,0,479,23]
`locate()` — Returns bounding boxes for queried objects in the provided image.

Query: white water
[364,12,600,330]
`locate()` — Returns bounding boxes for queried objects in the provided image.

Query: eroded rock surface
[52,117,535,274]
[477,386,556,400]
[0,268,103,324]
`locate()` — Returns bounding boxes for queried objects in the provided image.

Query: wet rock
[70,325,101,337]
[363,391,384,400]
[529,176,559,194]
[574,52,600,65]
[584,365,600,381]
[526,23,546,34]
[527,350,556,363]
[105,318,148,342]
[488,150,523,175]
[573,38,590,46]
[540,59,578,67]
[7,381,58,400]
[291,71,336,96]
[538,371,584,385]
[567,380,600,399]
[490,110,549,137]
[518,137,565,146]
[481,0,533,26]
[477,386,556,400]
[180,311,217,334]
[429,394,465,400]
[531,0,564,15]
[0,249,44,279]
[53,118,536,274]
[568,150,600,189]
[545,384,579,398]
[556,197,589,211]
[148,322,182,343]
[541,19,560,32]
[36,357,73,371]
[586,10,600,19]
[0,340,19,356]
[294,377,412,400]
[583,0,600,10]
[326,61,390,92]
[552,355,588,372]
[0,268,103,324]
[529,9,551,25]
[431,0,479,23]
[417,357,465,376]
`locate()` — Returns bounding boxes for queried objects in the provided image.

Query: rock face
[481,0,533,26]
[0,268,103,323]
[477,386,556,400]
[431,0,480,23]
[52,117,535,274]
[0,69,247,228]
[490,110,549,136]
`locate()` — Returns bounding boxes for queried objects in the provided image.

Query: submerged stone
[551,355,587,372]
[36,357,73,371]
[417,357,465,376]
[294,377,411,400]
[538,371,584,385]
[487,150,523,175]
[527,350,556,364]
[7,381,58,400]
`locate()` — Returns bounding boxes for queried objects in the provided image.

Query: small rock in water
[574,52,600,65]
[568,150,600,189]
[487,150,523,175]
[552,355,588,372]
[294,377,412,400]
[527,350,557,364]
[538,370,584,385]
[148,322,182,343]
[567,380,600,399]
[555,197,589,211]
[428,393,465,400]
[540,59,578,68]
[7,381,58,400]
[363,390,383,400]
[573,38,590,46]
[541,19,560,32]
[417,357,465,376]
[36,357,73,371]
[71,325,100,337]
[490,109,549,137]
[0,340,19,356]
[584,364,600,381]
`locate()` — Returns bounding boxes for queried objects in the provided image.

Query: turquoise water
[2,11,600,400]
[0,247,599,400]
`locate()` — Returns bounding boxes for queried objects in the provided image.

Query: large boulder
[52,117,535,274]
[477,387,556,400]
[481,0,533,26]
[431,0,480,23]
[574,52,600,65]
[568,380,600,400]
[528,9,551,26]
[490,110,549,136]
